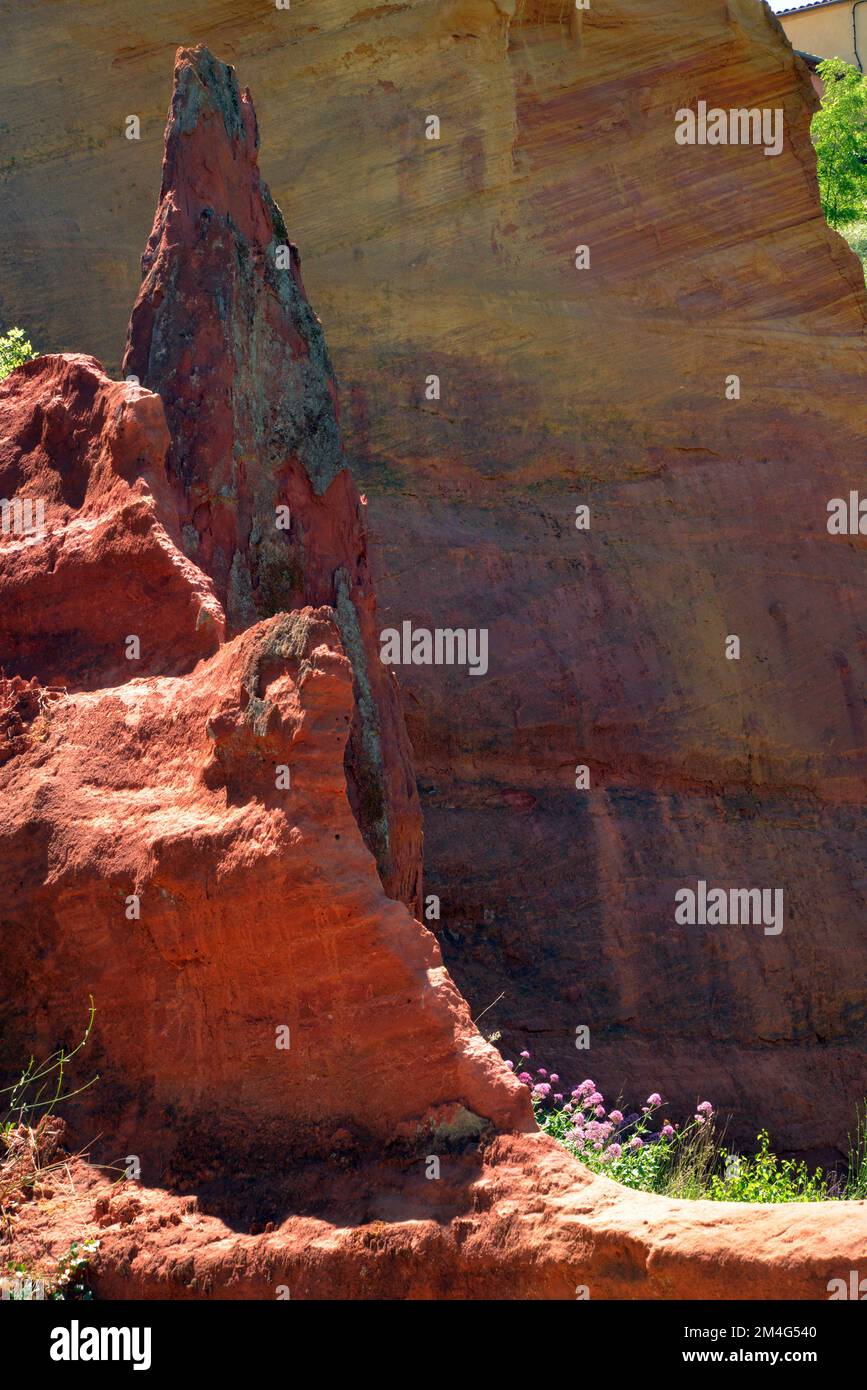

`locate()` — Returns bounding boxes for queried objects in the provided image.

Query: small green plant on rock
[0,1001,98,1220]
[0,327,37,381]
[708,1131,828,1203]
[2,1239,100,1301]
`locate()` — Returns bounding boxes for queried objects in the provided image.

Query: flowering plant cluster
[507,1049,715,1193]
[506,1049,856,1201]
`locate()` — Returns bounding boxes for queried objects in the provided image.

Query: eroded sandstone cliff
[2,0,866,1154]
[0,48,521,1167]
[0,36,865,1301]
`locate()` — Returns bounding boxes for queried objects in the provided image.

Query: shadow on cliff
[77,1115,493,1234]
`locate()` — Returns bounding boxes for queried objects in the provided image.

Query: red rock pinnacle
[122,45,420,908]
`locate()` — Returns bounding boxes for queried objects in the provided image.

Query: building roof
[768,0,847,15]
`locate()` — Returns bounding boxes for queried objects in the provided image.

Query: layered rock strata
[0,34,865,1300]
[2,0,866,1149]
[0,47,519,1158]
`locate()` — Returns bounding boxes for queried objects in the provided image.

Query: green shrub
[0,327,37,381]
[708,1131,828,1203]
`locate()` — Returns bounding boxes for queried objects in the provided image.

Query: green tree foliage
[812,58,867,229]
[0,327,37,381]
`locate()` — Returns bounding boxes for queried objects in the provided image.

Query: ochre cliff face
[0,47,526,1166]
[1,39,866,1302]
[0,465,527,1167]
[1,1,866,1154]
[0,346,528,1165]
[0,354,223,689]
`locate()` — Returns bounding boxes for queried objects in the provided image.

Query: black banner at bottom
[1,1296,860,1377]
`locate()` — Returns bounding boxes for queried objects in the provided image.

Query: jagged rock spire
[123,46,421,906]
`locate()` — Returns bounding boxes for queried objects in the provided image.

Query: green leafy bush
[0,327,37,381]
[707,1131,828,1203]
